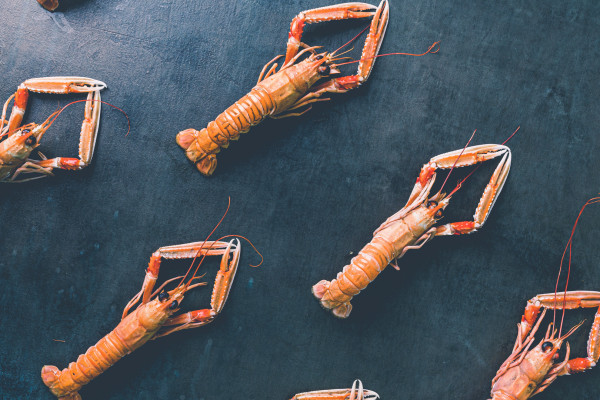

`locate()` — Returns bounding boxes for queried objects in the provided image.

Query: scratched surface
[1,1,600,399]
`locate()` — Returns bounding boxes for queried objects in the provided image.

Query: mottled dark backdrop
[1,1,600,399]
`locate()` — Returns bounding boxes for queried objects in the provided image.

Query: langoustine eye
[542,341,554,353]
[25,135,36,146]
[158,290,169,302]
[318,65,330,75]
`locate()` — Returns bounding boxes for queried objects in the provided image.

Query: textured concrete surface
[1,1,600,399]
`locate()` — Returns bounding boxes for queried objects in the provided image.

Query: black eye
[427,201,438,209]
[318,65,330,75]
[158,291,169,302]
[315,55,324,60]
[435,209,443,219]
[169,300,178,310]
[25,136,36,146]
[542,341,553,353]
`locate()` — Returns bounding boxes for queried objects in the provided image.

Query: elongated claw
[6,77,106,133]
[412,144,512,236]
[425,144,510,170]
[393,143,511,237]
[22,77,106,94]
[285,2,378,65]
[535,291,600,310]
[211,239,242,313]
[155,239,242,338]
[291,380,379,400]
[288,0,389,98]
[122,240,236,318]
[79,90,101,164]
[357,0,389,82]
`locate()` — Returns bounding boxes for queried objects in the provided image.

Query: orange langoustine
[42,239,242,399]
[489,196,600,400]
[313,134,514,318]
[0,77,105,183]
[177,1,438,176]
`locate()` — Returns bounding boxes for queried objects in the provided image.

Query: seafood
[177,1,434,176]
[0,77,106,182]
[489,291,600,400]
[292,380,378,400]
[313,143,512,318]
[37,0,58,11]
[490,196,600,399]
[42,239,241,399]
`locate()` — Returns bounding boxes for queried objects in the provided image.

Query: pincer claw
[22,77,107,94]
[291,379,378,400]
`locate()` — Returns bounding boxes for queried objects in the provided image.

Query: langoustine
[313,142,512,318]
[0,77,105,182]
[42,239,242,399]
[177,1,438,176]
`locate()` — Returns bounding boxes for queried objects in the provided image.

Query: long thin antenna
[187,233,264,285]
[500,126,520,146]
[335,41,440,67]
[178,198,231,287]
[447,126,520,197]
[553,195,600,336]
[438,129,477,195]
[49,98,131,136]
[332,26,370,56]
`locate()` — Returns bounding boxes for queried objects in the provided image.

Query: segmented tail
[177,86,275,175]
[41,326,132,398]
[313,235,394,318]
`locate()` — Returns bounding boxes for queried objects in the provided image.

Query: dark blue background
[1,1,600,399]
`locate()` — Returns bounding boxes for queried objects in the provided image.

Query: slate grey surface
[1,1,600,399]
